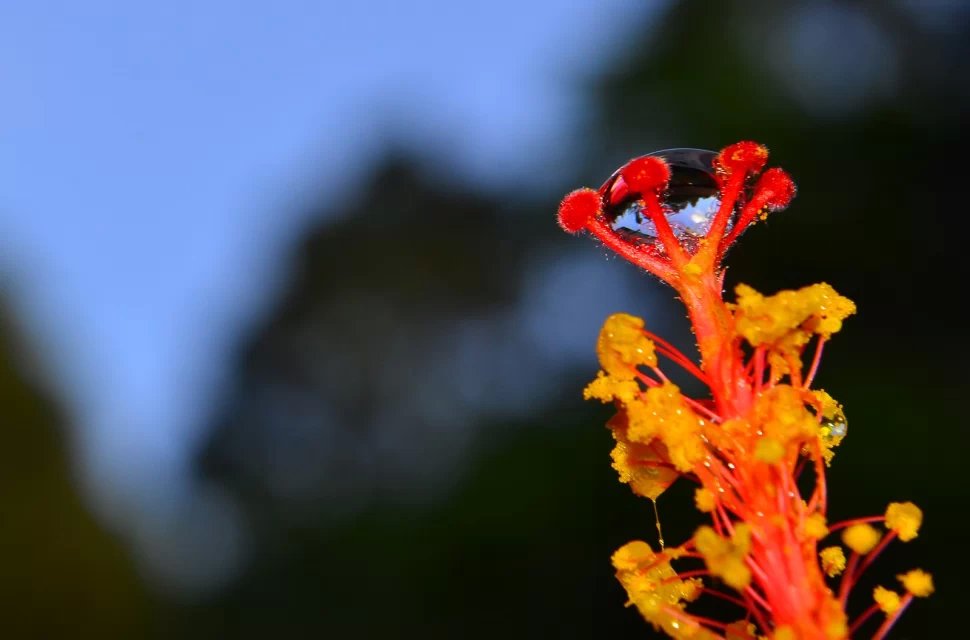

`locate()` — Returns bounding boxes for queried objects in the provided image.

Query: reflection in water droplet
[821,408,848,441]
[602,148,742,254]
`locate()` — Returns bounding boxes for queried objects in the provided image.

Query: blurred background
[2,0,968,637]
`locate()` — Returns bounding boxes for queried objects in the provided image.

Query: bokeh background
[2,1,968,637]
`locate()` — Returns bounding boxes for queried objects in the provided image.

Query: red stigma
[618,156,671,195]
[753,167,797,211]
[557,142,795,284]
[557,188,602,233]
[715,141,769,177]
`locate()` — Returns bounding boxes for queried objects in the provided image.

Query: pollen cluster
[611,541,710,639]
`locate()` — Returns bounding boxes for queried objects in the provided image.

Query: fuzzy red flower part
[557,188,601,233]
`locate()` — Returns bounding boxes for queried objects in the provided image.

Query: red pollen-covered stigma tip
[557,187,601,234]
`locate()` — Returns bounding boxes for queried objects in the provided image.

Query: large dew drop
[602,148,738,254]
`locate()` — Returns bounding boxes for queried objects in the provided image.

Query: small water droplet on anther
[821,407,848,441]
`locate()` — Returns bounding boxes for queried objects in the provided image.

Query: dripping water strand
[651,497,665,550]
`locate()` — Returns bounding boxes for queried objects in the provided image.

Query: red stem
[754,346,766,395]
[871,593,914,640]
[702,172,745,267]
[838,552,861,606]
[645,331,711,386]
[641,192,689,268]
[743,584,772,614]
[826,515,884,533]
[849,601,882,636]
[662,606,729,637]
[804,337,826,387]
[785,353,803,389]
[854,531,898,584]
[718,176,777,255]
[586,217,678,282]
[702,587,751,610]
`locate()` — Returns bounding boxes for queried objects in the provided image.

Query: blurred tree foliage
[0,306,151,637]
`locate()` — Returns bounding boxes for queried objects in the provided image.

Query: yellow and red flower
[558,142,930,639]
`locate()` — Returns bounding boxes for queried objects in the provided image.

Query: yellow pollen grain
[897,569,934,597]
[819,546,846,577]
[609,437,678,501]
[611,540,653,571]
[773,626,795,640]
[733,282,856,349]
[873,586,902,614]
[750,386,819,461]
[694,525,751,590]
[597,313,657,379]
[694,487,715,513]
[754,438,785,463]
[842,524,881,554]
[725,621,757,640]
[611,540,705,634]
[804,513,828,539]
[682,261,703,277]
[583,371,639,404]
[826,620,849,639]
[629,383,705,473]
[885,502,922,542]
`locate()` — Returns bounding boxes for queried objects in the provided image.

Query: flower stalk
[558,142,931,639]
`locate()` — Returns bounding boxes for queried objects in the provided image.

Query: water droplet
[602,148,742,254]
[821,408,848,441]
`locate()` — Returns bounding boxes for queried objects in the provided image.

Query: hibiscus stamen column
[558,141,931,639]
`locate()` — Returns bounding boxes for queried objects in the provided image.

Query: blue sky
[1,0,660,589]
